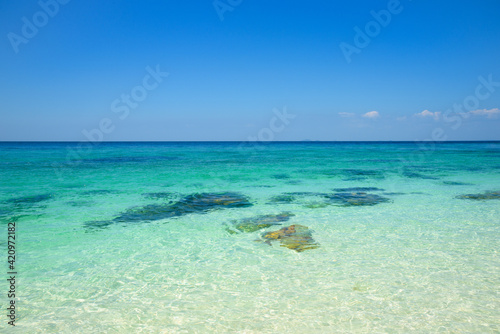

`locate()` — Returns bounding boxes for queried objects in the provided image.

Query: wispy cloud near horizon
[363,111,380,119]
[468,108,500,118]
[338,112,355,117]
[415,110,441,120]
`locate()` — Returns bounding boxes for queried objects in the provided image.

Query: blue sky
[1,0,499,141]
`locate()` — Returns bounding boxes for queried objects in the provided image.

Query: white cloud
[415,109,440,120]
[469,108,500,118]
[362,111,379,118]
[338,112,355,117]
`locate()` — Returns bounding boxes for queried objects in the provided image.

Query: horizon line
[1,140,500,143]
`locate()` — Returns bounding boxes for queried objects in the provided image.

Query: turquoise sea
[1,142,499,333]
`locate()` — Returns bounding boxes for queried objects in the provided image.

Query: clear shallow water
[0,142,499,333]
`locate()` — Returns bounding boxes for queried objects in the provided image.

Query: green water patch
[456,190,500,200]
[462,166,484,172]
[257,224,319,252]
[352,158,401,163]
[325,192,391,207]
[336,169,386,181]
[226,212,295,234]
[83,156,180,163]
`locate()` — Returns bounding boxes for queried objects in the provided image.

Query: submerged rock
[142,192,175,200]
[267,192,332,208]
[342,169,385,178]
[402,171,439,180]
[81,190,116,196]
[228,212,294,233]
[178,192,253,209]
[66,200,95,207]
[267,194,296,204]
[272,173,291,180]
[89,192,253,227]
[443,181,473,186]
[286,192,324,196]
[325,192,390,206]
[342,177,367,181]
[303,202,330,209]
[456,191,500,200]
[259,224,319,252]
[0,207,10,219]
[3,194,52,217]
[120,192,252,222]
[84,220,114,230]
[6,194,52,204]
[113,204,179,222]
[333,187,384,192]
[247,185,276,188]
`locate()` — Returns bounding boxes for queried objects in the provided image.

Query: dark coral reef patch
[333,187,384,192]
[325,192,390,207]
[342,169,385,180]
[456,191,500,200]
[402,171,439,180]
[142,192,175,200]
[442,181,473,186]
[267,194,296,204]
[85,192,253,229]
[116,192,252,222]
[6,194,53,204]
